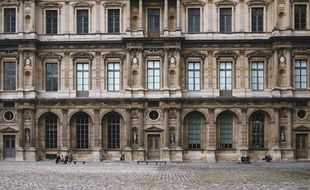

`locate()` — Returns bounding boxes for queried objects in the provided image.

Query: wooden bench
[137,160,166,165]
[73,160,86,164]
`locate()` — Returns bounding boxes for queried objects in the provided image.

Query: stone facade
[0,0,310,162]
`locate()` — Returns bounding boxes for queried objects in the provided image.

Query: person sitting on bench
[120,154,125,161]
[241,156,250,164]
[263,155,272,162]
[56,155,61,164]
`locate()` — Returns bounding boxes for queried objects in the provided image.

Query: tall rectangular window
[108,9,120,33]
[45,114,58,149]
[295,59,307,89]
[147,60,160,90]
[252,7,263,32]
[107,63,120,91]
[46,10,58,34]
[220,8,232,32]
[4,62,16,90]
[188,62,200,91]
[46,63,58,91]
[76,113,89,149]
[76,63,89,91]
[219,62,232,90]
[77,10,89,34]
[4,8,16,33]
[148,9,160,33]
[295,5,307,30]
[251,61,264,91]
[188,8,200,33]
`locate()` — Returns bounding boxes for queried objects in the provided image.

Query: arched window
[45,113,58,149]
[76,113,89,149]
[107,113,120,149]
[218,112,233,149]
[251,112,264,149]
[187,112,201,149]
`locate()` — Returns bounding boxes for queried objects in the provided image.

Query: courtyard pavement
[0,161,309,190]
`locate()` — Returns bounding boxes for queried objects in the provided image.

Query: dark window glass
[252,7,263,32]
[108,9,120,33]
[107,113,120,149]
[251,113,264,149]
[220,8,232,32]
[294,59,307,89]
[187,112,201,149]
[218,112,233,149]
[46,10,58,34]
[77,10,89,34]
[45,114,58,149]
[4,62,16,90]
[188,8,200,33]
[107,63,120,91]
[76,113,89,149]
[148,8,160,32]
[295,5,307,30]
[4,8,16,33]
[46,63,58,91]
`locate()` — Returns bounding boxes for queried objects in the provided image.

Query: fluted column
[138,50,144,89]
[176,50,181,89]
[176,108,182,147]
[176,0,181,30]
[126,50,131,89]
[30,0,36,32]
[94,108,100,147]
[273,49,279,88]
[18,0,24,33]
[138,0,143,31]
[126,108,132,147]
[287,108,292,148]
[62,108,69,148]
[208,108,216,149]
[274,108,280,148]
[18,50,24,90]
[163,0,168,31]
[96,1,100,33]
[240,108,248,148]
[138,108,144,147]
[286,49,292,87]
[163,108,169,148]
[163,50,169,89]
[18,108,24,147]
[65,2,69,33]
[126,0,131,31]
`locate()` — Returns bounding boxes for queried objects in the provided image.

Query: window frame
[294,59,308,89]
[107,8,121,33]
[250,113,265,150]
[75,61,91,97]
[45,113,58,149]
[218,61,233,91]
[251,61,265,91]
[3,61,16,91]
[107,113,121,149]
[187,61,201,91]
[293,3,308,30]
[217,112,233,150]
[107,62,120,91]
[250,7,264,32]
[44,9,59,34]
[75,113,89,149]
[187,7,201,33]
[147,59,161,90]
[146,7,162,35]
[76,9,90,34]
[3,7,17,33]
[187,112,202,150]
[219,7,233,33]
[45,62,59,92]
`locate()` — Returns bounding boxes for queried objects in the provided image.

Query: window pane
[108,9,120,33]
[4,62,16,90]
[252,8,264,32]
[46,63,58,91]
[295,5,307,30]
[220,8,232,32]
[77,10,89,34]
[46,10,58,34]
[188,8,200,33]
[4,8,16,33]
[148,9,160,32]
[187,113,201,149]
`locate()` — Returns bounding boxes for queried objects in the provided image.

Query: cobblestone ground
[0,161,309,190]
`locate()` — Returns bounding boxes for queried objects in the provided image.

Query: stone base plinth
[161,147,170,161]
[273,149,282,162]
[16,147,25,161]
[207,149,216,163]
[124,147,133,161]
[24,147,37,161]
[170,147,183,162]
[92,147,101,162]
